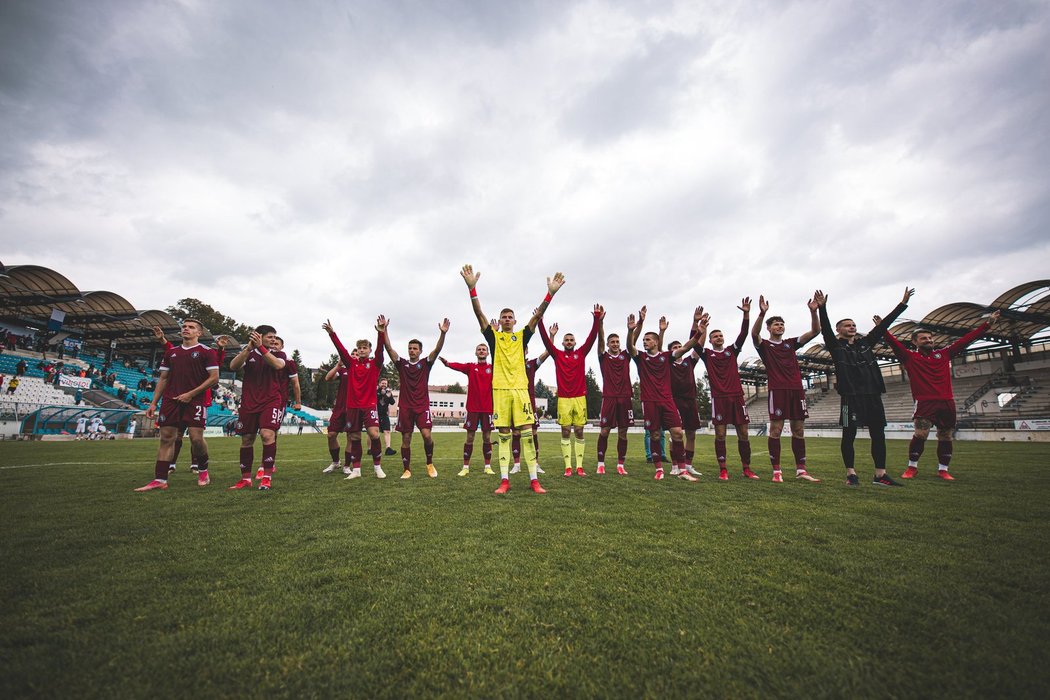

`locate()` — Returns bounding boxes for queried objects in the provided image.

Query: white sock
[908,460,918,467]
[938,464,949,471]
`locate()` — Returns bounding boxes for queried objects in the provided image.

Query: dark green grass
[2,434,1049,698]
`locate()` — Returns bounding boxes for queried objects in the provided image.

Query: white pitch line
[0,460,241,471]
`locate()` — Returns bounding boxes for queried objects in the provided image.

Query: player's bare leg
[366,425,385,478]
[903,418,932,478]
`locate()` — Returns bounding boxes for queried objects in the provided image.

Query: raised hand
[322,319,335,334]
[627,314,637,331]
[547,271,566,294]
[549,323,559,339]
[594,303,605,319]
[989,309,1002,323]
[438,318,450,333]
[215,335,233,349]
[807,294,820,312]
[758,295,769,313]
[872,315,882,325]
[461,264,480,289]
[738,297,751,313]
[699,313,711,329]
[151,325,165,342]
[638,305,647,322]
[658,316,668,332]
[375,315,388,332]
[903,287,916,304]
[813,290,826,306]
[693,306,704,323]
[248,330,262,348]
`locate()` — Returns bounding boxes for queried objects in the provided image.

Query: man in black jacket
[815,287,914,487]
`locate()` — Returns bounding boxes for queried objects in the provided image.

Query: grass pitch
[2,434,1049,698]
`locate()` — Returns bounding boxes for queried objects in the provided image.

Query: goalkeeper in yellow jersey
[460,264,565,494]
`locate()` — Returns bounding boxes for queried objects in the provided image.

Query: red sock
[261,443,276,475]
[650,434,663,467]
[685,449,694,466]
[239,446,253,476]
[909,436,925,462]
[738,439,751,467]
[369,437,382,465]
[616,437,627,464]
[670,440,685,468]
[596,433,609,462]
[768,437,781,468]
[463,442,473,466]
[424,439,434,463]
[401,447,411,470]
[791,437,806,469]
[482,440,492,464]
[715,439,727,466]
[154,459,168,480]
[351,440,362,468]
[936,440,953,466]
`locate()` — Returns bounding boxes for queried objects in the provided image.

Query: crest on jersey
[934,353,942,359]
[572,353,578,360]
[486,367,492,374]
[191,351,200,359]
[724,351,731,358]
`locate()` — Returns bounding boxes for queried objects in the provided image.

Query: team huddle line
[134,267,1000,493]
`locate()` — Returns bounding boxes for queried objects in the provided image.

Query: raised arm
[626,311,640,357]
[322,320,355,365]
[814,290,837,348]
[751,295,768,348]
[579,305,602,355]
[382,318,399,363]
[229,331,260,371]
[441,358,470,375]
[427,318,450,363]
[797,293,821,345]
[374,315,387,366]
[526,272,566,332]
[597,313,606,355]
[538,318,558,354]
[947,310,998,357]
[324,360,343,382]
[461,264,489,332]
[867,287,914,345]
[672,312,709,359]
[735,297,751,351]
[657,315,668,350]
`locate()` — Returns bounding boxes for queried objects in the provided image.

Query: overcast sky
[2,0,1048,391]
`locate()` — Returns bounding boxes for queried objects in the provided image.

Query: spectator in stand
[75,388,83,405]
[6,376,20,395]
[16,359,27,376]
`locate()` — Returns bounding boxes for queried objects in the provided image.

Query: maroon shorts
[158,401,207,429]
[599,397,635,429]
[237,404,283,435]
[464,411,493,432]
[396,407,433,433]
[767,389,808,421]
[913,399,957,429]
[345,407,380,433]
[328,410,347,434]
[641,399,682,431]
[673,396,702,431]
[711,395,750,426]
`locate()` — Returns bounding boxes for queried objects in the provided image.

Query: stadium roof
[0,261,214,357]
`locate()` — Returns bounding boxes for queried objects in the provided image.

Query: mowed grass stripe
[2,434,1048,698]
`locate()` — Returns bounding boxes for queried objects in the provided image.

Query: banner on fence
[58,375,92,390]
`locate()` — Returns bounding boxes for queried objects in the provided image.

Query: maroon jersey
[670,354,699,399]
[332,366,349,417]
[598,351,632,398]
[159,344,218,406]
[446,361,494,413]
[538,316,599,399]
[701,345,745,398]
[164,341,222,406]
[240,348,285,411]
[633,351,674,402]
[526,358,542,405]
[756,337,803,391]
[884,324,988,401]
[396,357,434,412]
[328,330,385,410]
[279,357,298,404]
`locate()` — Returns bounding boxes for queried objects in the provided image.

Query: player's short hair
[182,318,204,331]
[668,340,681,350]
[476,343,488,351]
[607,333,620,340]
[408,339,423,349]
[356,339,372,348]
[710,329,723,335]
[255,324,276,336]
[499,308,515,317]
[643,331,659,342]
[275,336,284,344]
[765,316,784,328]
[835,319,854,328]
[911,328,933,342]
